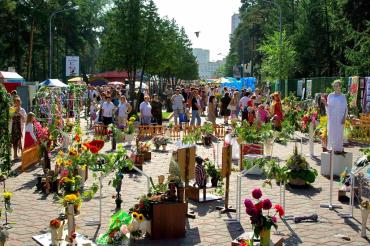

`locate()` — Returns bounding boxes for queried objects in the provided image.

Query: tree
[258,31,296,83]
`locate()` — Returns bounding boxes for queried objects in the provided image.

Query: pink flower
[244,199,254,209]
[120,224,128,234]
[61,170,69,177]
[252,188,262,200]
[274,204,285,217]
[272,216,277,223]
[262,199,272,210]
[246,207,258,217]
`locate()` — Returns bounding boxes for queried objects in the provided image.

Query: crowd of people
[6,82,286,161]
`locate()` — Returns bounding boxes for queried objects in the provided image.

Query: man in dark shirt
[190,89,201,126]
[151,94,163,125]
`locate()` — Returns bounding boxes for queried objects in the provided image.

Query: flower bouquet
[301,108,318,133]
[50,218,65,244]
[243,188,284,246]
[3,192,12,212]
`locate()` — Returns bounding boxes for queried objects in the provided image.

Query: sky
[153,0,241,62]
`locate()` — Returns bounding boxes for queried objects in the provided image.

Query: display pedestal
[149,202,187,239]
[321,152,353,177]
[231,231,283,246]
[242,154,264,175]
[186,185,222,202]
[32,232,95,246]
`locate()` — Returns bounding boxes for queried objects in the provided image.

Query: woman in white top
[102,96,115,126]
[117,96,132,128]
[24,112,37,149]
[140,95,152,125]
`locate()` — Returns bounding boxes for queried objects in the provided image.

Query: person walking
[140,95,152,125]
[190,89,201,126]
[11,97,27,160]
[101,96,115,126]
[117,96,132,128]
[229,91,238,119]
[151,94,163,125]
[171,88,185,126]
[24,112,37,149]
[220,92,231,125]
[207,96,217,124]
[270,92,283,130]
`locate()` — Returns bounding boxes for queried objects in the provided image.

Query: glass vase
[259,228,271,246]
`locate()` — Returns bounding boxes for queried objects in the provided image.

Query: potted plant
[169,158,185,202]
[360,200,370,237]
[0,226,9,246]
[160,137,170,151]
[124,117,136,144]
[138,142,151,161]
[236,121,263,155]
[259,123,277,157]
[205,160,221,187]
[243,188,284,246]
[201,122,213,146]
[243,157,268,176]
[282,145,318,186]
[316,116,328,151]
[152,136,162,150]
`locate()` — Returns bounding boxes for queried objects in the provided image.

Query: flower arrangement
[138,142,151,153]
[152,136,170,146]
[125,117,136,135]
[50,219,61,229]
[301,108,318,132]
[243,188,284,245]
[129,195,151,220]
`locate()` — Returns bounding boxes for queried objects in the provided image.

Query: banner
[66,56,79,77]
[297,80,303,96]
[350,76,359,108]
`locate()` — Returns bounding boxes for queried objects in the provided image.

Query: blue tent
[221,77,256,91]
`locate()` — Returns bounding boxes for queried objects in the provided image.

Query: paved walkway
[4,117,370,245]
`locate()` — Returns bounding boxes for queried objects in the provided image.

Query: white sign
[66,56,79,77]
[306,80,312,98]
[297,80,303,96]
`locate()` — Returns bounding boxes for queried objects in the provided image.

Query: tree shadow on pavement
[282,219,303,245]
[286,186,322,199]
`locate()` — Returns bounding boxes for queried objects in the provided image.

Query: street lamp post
[49,5,79,78]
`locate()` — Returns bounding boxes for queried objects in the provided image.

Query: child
[24,112,37,149]
[90,100,97,127]
[256,104,269,124]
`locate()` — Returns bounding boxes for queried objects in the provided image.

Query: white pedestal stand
[305,123,315,158]
[224,174,242,224]
[320,150,342,210]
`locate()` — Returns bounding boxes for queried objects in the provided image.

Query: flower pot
[361,207,369,237]
[289,178,306,186]
[143,151,151,161]
[154,144,160,150]
[202,135,212,146]
[259,228,271,246]
[56,222,65,241]
[162,144,167,151]
[211,177,218,187]
[135,154,144,165]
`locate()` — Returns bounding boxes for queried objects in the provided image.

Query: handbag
[179,113,187,123]
[21,143,41,171]
[227,104,236,111]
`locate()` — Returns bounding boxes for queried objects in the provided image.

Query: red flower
[83,140,105,153]
[74,134,80,142]
[251,188,262,200]
[262,199,272,210]
[274,204,285,217]
[255,201,264,211]
[244,199,254,209]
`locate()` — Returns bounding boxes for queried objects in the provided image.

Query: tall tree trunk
[27,18,35,81]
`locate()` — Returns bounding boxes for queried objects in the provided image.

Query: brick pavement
[4,119,370,245]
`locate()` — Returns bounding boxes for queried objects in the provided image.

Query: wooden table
[231,232,283,246]
[149,201,187,239]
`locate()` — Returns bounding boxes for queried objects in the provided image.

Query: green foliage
[0,86,11,174]
[201,122,214,136]
[204,160,221,181]
[236,121,261,144]
[258,31,297,81]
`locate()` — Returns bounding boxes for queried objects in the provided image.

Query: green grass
[136,111,173,120]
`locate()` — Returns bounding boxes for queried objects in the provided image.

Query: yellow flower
[3,191,12,200]
[137,214,144,223]
[58,150,64,157]
[69,147,77,156]
[132,212,138,219]
[64,194,78,202]
[64,160,73,167]
[80,164,87,171]
[56,157,63,166]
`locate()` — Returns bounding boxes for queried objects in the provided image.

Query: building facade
[192,48,225,79]
[231,13,240,34]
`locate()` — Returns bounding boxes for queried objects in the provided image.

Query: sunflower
[3,191,12,200]
[132,212,138,219]
[137,213,144,223]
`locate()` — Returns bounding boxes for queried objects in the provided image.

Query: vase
[211,177,218,187]
[177,186,185,202]
[259,228,271,246]
[125,134,134,145]
[263,138,274,157]
[154,144,160,150]
[162,144,167,151]
[361,207,369,237]
[66,203,76,244]
[56,222,65,241]
[50,228,58,246]
[78,167,86,188]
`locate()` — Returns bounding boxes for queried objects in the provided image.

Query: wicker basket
[289,178,306,186]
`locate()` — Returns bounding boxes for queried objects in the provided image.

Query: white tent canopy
[39,79,68,87]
